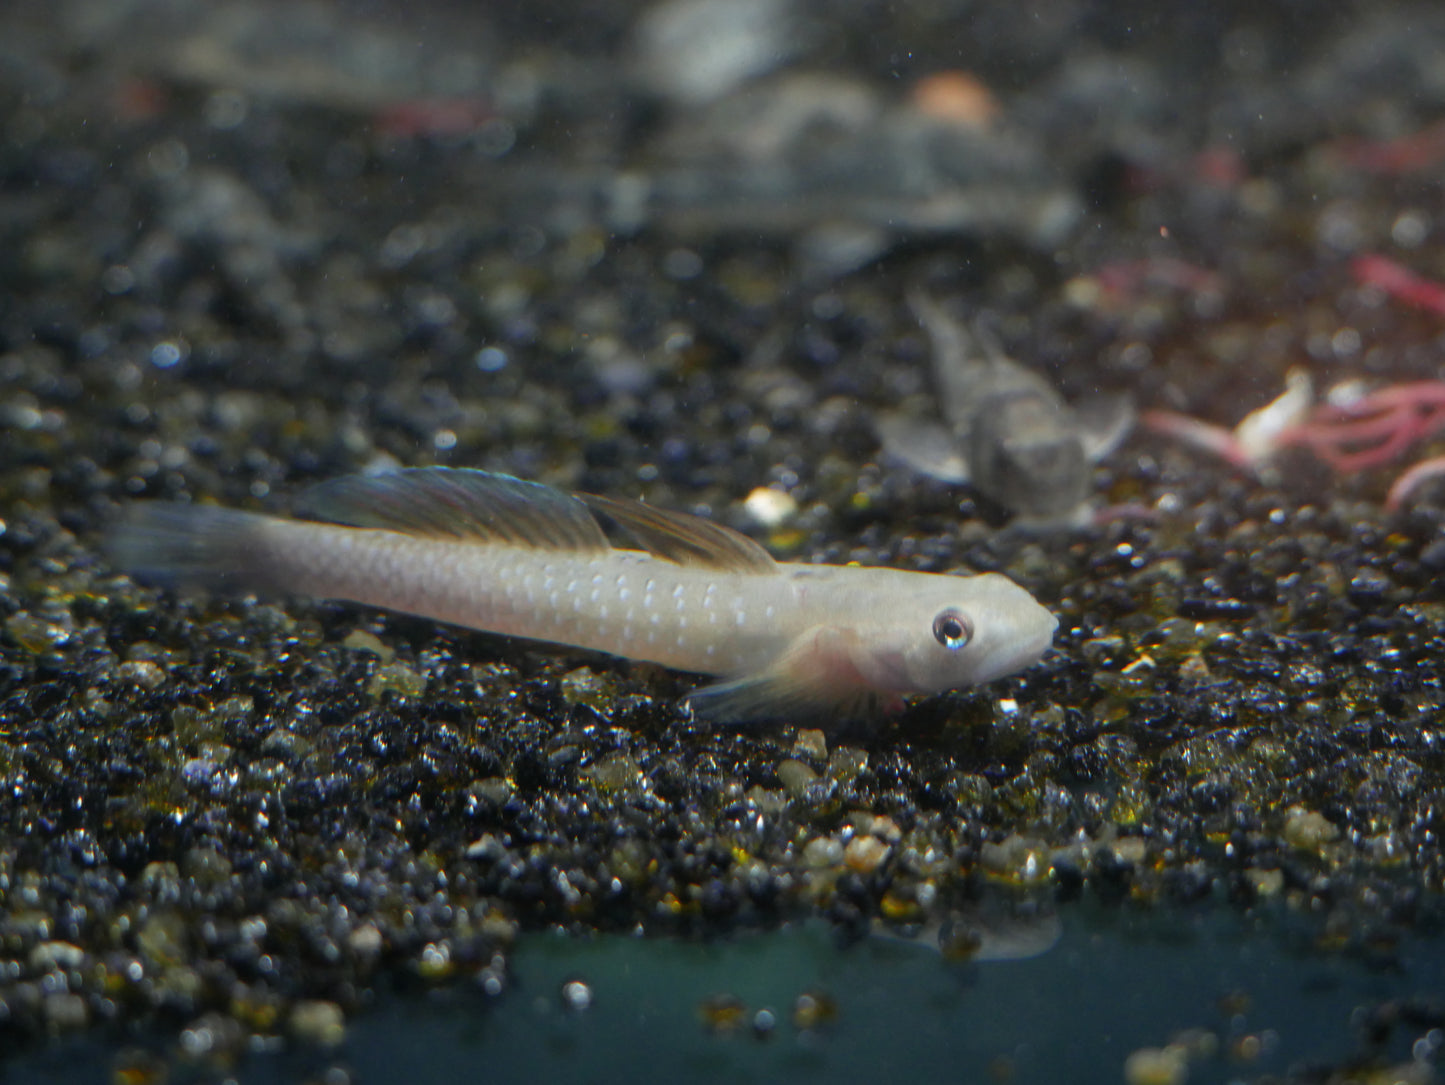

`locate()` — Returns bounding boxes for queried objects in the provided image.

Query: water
[8,904,1437,1084]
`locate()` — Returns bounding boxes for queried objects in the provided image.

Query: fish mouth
[971,611,1057,684]
[1007,612,1059,673]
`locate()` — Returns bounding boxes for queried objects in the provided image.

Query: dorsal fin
[295,468,778,571]
[295,468,610,551]
[580,493,777,573]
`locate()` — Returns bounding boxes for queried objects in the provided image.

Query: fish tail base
[106,504,276,593]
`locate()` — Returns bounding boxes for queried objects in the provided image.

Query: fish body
[108,469,1056,721]
[876,291,1133,524]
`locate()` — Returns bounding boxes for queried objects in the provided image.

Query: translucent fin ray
[295,468,610,552]
[683,626,890,722]
[875,414,972,483]
[106,505,277,592]
[580,493,776,573]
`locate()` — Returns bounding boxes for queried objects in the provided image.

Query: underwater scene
[2,1,1445,1081]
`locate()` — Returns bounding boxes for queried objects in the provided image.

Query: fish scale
[107,468,1057,722]
[254,519,816,676]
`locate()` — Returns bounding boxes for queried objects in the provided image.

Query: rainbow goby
[108,468,1056,721]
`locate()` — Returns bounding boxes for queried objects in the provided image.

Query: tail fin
[106,503,276,593]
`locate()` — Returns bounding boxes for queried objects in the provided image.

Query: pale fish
[107,468,1056,721]
[876,291,1134,525]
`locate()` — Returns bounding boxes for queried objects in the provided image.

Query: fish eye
[932,609,973,650]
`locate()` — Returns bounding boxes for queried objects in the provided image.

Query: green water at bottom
[9,904,1438,1084]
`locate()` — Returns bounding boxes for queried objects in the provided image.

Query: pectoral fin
[683,626,900,723]
[875,414,972,484]
[1072,393,1135,463]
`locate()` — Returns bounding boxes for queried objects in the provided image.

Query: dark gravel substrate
[3,0,1445,1077]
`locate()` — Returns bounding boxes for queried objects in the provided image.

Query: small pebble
[43,992,89,1032]
[1244,868,1284,897]
[793,728,827,761]
[791,990,837,1030]
[560,978,593,1013]
[111,1047,169,1085]
[743,487,797,528]
[366,661,426,700]
[116,660,166,689]
[179,1012,244,1061]
[290,1000,346,1048]
[583,753,645,792]
[29,941,85,970]
[1123,1045,1188,1085]
[844,835,890,874]
[1283,808,1339,852]
[751,1008,776,1039]
[341,629,394,661]
[776,759,818,796]
[1110,837,1148,865]
[698,993,748,1033]
[802,837,844,868]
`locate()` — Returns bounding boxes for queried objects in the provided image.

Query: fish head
[864,571,1056,695]
[966,396,1090,518]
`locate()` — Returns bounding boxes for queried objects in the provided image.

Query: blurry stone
[290,1000,346,1047]
[792,728,827,761]
[776,759,817,796]
[583,752,645,793]
[43,992,89,1032]
[632,0,798,105]
[844,835,889,874]
[1284,808,1339,852]
[342,629,394,661]
[698,993,748,1033]
[911,71,1001,129]
[742,486,797,528]
[1123,1045,1188,1085]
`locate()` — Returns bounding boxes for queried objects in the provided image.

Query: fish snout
[970,596,1057,684]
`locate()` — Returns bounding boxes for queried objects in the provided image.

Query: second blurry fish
[877,291,1134,525]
